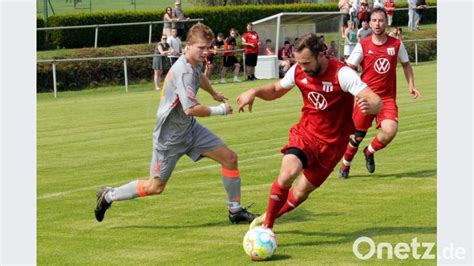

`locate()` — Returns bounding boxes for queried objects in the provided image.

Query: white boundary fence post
[415,41,418,65]
[52,62,57,98]
[123,57,128,93]
[149,23,153,44]
[94,26,99,48]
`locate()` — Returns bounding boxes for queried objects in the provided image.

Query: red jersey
[384,1,395,16]
[242,31,259,54]
[288,58,357,144]
[351,36,403,99]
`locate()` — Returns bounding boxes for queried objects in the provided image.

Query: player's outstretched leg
[221,167,259,224]
[94,178,166,222]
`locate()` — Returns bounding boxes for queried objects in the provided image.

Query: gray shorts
[150,123,225,181]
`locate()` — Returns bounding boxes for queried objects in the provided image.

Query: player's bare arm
[199,73,229,102]
[184,102,233,117]
[355,87,382,115]
[401,61,421,99]
[237,81,292,112]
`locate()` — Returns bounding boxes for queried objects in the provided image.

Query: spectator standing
[162,6,175,38]
[373,0,384,9]
[415,0,427,30]
[357,20,372,42]
[172,1,189,40]
[339,0,352,29]
[220,28,241,83]
[407,0,417,31]
[153,35,171,91]
[167,28,181,65]
[242,23,260,81]
[384,0,395,26]
[326,40,339,57]
[358,0,370,24]
[350,0,361,29]
[204,33,225,80]
[344,20,357,60]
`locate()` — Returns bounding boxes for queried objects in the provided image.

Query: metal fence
[37,18,204,48]
[37,49,246,98]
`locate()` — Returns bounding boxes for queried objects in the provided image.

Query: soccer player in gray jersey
[95,23,258,224]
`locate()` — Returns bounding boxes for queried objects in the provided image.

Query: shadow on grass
[278,226,437,247]
[348,168,436,179]
[110,211,342,230]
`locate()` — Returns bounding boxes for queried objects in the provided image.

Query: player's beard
[305,63,322,77]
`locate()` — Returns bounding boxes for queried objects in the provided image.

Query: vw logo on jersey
[387,47,395,55]
[308,91,328,110]
[374,58,391,74]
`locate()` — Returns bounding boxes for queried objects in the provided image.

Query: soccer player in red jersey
[338,7,421,179]
[237,34,382,230]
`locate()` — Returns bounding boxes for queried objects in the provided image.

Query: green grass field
[37,61,436,264]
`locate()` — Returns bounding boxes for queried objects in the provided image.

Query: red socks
[276,189,303,219]
[366,137,386,155]
[264,180,290,229]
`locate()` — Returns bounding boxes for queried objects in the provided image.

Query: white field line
[38,153,281,200]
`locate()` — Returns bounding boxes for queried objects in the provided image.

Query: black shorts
[245,53,258,67]
[206,55,214,65]
[223,56,239,68]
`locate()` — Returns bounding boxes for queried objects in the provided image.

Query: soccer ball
[243,226,277,261]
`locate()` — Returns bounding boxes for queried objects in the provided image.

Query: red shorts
[353,98,398,131]
[281,128,347,188]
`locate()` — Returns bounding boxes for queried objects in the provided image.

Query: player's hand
[356,97,371,114]
[236,89,256,113]
[224,102,233,115]
[212,91,228,102]
[409,86,421,99]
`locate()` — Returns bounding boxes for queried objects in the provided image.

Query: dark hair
[370,7,388,20]
[165,6,172,12]
[186,23,215,44]
[247,22,253,26]
[284,41,290,45]
[217,33,224,38]
[293,33,327,56]
[265,39,272,43]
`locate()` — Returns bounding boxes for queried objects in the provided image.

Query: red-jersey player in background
[237,34,381,230]
[339,7,421,179]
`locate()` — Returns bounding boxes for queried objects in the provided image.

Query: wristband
[209,103,228,116]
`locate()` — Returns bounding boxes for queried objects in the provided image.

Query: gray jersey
[153,55,202,150]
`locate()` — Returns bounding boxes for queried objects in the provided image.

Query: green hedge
[40,2,437,49]
[37,17,47,50]
[37,44,156,92]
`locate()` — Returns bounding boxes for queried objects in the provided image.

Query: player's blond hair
[186,23,215,44]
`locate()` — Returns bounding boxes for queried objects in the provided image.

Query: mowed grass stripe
[37,61,436,265]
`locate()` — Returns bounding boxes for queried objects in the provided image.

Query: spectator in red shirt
[242,22,260,81]
[384,0,396,26]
